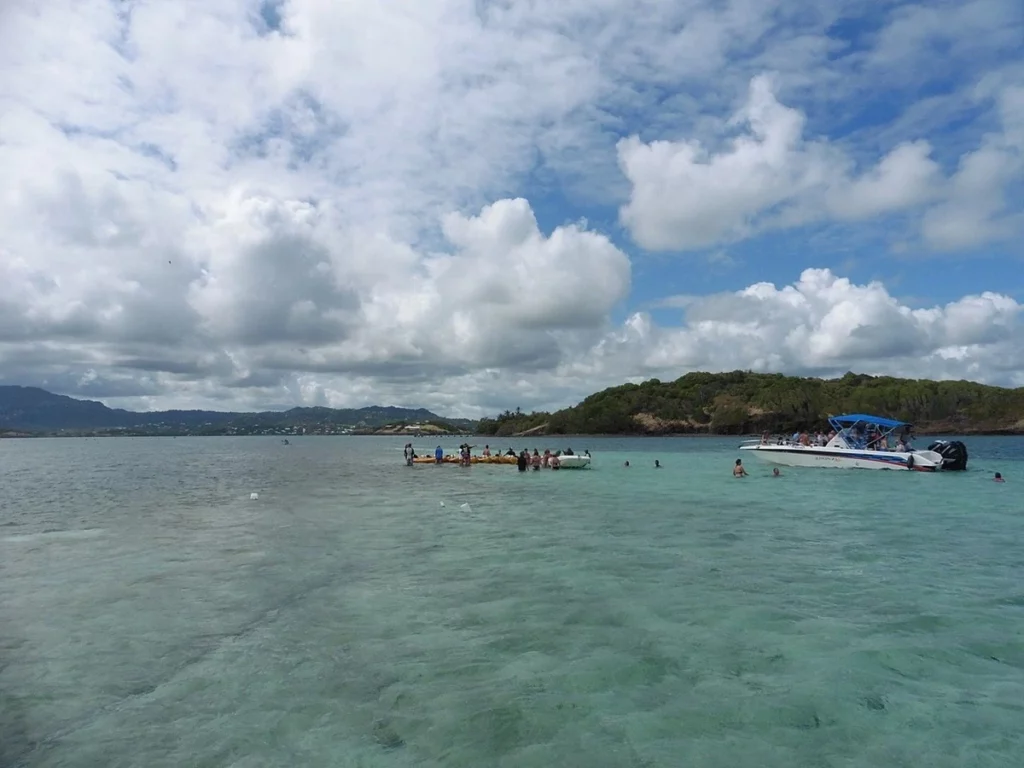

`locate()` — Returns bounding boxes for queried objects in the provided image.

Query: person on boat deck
[798,432,810,446]
[434,445,444,464]
[505,447,517,456]
[733,458,748,477]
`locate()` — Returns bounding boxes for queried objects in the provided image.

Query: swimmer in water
[654,460,661,468]
[994,472,1005,482]
[624,460,630,467]
[772,467,781,477]
[733,458,748,477]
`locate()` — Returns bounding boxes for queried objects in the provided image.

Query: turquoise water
[1,435,1022,767]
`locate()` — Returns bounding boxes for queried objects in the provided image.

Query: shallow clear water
[1,435,1022,767]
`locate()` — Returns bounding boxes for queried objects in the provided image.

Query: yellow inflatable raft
[412,454,518,465]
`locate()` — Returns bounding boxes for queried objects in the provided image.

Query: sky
[0,0,1022,418]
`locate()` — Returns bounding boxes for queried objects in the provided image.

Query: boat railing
[738,437,803,448]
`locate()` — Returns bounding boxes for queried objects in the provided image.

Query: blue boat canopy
[829,413,910,429]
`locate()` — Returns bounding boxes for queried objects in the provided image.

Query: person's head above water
[735,458,742,466]
[994,472,1005,482]
[772,467,780,476]
[654,460,660,468]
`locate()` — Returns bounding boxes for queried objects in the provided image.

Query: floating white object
[439,501,445,507]
[460,503,472,512]
[250,492,259,500]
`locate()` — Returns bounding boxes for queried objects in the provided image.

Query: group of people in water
[402,441,1005,481]
[731,458,783,478]
[401,442,590,470]
[509,446,588,471]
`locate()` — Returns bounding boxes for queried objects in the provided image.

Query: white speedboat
[555,454,591,469]
[738,414,969,472]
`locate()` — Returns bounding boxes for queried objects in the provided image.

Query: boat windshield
[828,414,912,449]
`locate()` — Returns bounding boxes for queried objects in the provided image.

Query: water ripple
[1,435,1022,767]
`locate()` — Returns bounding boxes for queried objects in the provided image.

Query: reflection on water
[1,435,1023,767]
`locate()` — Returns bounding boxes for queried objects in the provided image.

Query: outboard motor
[926,440,969,471]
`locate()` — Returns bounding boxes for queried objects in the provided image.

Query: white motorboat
[555,454,591,469]
[738,414,969,472]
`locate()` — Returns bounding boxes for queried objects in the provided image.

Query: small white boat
[738,414,969,472]
[555,454,591,469]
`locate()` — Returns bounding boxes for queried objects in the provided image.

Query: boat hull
[556,455,591,469]
[738,444,942,471]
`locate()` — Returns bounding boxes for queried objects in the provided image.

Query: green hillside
[477,371,1024,436]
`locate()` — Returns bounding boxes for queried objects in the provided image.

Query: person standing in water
[733,458,748,477]
[434,445,444,465]
[517,450,529,472]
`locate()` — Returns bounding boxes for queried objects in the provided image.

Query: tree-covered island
[477,371,1024,437]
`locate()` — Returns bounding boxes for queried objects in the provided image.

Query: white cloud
[866,0,1024,77]
[619,73,1022,252]
[608,268,1023,386]
[921,83,1024,250]
[618,74,845,250]
[831,140,943,220]
[0,0,1021,421]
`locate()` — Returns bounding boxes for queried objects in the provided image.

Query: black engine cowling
[926,440,969,471]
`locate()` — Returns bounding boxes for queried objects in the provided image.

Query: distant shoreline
[3,430,1021,439]
[6,373,1024,442]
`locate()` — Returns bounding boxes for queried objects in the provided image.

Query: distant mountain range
[0,386,477,434]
